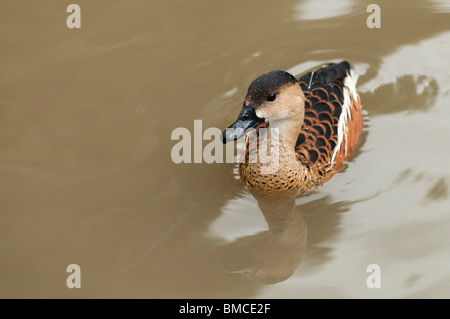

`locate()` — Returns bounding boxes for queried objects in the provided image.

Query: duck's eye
[267,93,277,102]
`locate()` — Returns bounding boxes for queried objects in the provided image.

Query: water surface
[1,0,450,298]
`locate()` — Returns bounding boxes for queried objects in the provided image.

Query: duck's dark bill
[221,104,265,144]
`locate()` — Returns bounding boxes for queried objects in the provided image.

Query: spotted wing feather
[295,61,362,169]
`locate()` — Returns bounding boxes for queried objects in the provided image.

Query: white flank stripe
[346,69,359,100]
[330,70,359,164]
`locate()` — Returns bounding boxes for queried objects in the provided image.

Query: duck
[221,61,363,197]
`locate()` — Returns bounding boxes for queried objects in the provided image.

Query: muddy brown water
[1,0,450,298]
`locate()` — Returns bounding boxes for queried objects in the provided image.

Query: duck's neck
[268,113,303,159]
[242,113,305,196]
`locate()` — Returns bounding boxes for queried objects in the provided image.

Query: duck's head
[222,70,305,143]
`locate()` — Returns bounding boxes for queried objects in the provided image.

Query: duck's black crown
[246,70,298,105]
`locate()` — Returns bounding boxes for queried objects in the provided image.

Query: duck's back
[295,61,363,171]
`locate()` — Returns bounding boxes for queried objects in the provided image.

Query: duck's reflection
[218,194,307,285]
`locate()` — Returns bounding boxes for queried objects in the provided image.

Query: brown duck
[221,61,363,197]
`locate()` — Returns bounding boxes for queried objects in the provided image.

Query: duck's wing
[295,61,363,168]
